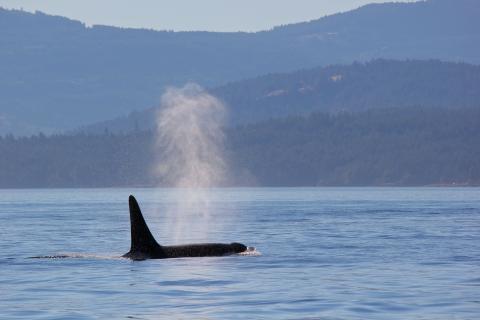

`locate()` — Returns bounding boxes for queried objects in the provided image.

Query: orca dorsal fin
[126,195,162,257]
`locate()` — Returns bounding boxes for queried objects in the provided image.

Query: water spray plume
[156,84,227,188]
[154,83,228,242]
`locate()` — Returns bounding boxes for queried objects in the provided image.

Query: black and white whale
[123,195,248,260]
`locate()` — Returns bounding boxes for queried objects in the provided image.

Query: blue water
[1,188,479,319]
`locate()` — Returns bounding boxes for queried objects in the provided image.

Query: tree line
[1,107,479,188]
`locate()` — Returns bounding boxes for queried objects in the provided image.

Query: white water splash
[238,247,262,256]
[154,83,228,243]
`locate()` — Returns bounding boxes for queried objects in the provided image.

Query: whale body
[123,195,247,260]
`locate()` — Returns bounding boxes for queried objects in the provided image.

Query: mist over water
[154,84,229,243]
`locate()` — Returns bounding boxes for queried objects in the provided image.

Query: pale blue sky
[0,0,417,32]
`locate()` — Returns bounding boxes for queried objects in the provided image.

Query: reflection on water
[0,188,479,319]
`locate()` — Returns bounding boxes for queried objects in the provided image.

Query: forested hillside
[1,0,479,135]
[2,107,479,188]
[230,107,480,186]
[83,59,480,133]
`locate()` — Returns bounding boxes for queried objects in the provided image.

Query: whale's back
[123,195,247,260]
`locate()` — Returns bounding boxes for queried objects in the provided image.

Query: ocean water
[0,188,479,319]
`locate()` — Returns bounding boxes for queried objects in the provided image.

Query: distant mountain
[1,0,479,135]
[82,59,480,133]
[1,107,479,187]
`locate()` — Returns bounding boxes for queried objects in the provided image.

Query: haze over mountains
[1,0,479,187]
[1,0,479,135]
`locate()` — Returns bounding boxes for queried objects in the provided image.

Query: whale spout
[123,195,247,260]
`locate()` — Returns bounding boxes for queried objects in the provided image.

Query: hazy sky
[0,0,417,32]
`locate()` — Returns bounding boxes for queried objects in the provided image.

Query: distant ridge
[81,59,480,134]
[1,0,479,135]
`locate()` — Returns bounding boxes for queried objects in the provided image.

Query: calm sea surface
[0,188,479,319]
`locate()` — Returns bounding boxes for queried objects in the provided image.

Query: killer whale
[123,195,247,260]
